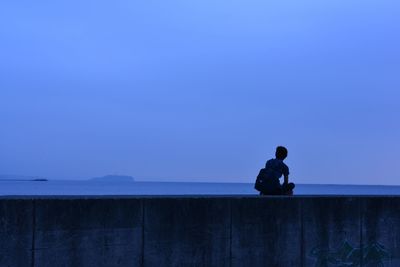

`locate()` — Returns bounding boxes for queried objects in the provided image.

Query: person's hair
[275,146,288,160]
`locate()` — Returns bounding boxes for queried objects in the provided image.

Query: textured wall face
[143,198,231,267]
[33,199,143,267]
[0,196,399,267]
[302,197,361,266]
[231,197,302,266]
[0,200,33,267]
[362,198,400,267]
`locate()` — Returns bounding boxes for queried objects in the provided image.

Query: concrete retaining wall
[0,196,399,266]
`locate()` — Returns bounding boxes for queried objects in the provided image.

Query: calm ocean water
[1,180,400,196]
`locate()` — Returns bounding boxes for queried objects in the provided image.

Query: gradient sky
[1,0,399,184]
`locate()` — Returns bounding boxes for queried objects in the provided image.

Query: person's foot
[285,190,294,196]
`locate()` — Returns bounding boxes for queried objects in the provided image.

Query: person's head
[275,146,288,160]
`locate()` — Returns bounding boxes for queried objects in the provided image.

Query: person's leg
[282,183,295,195]
[260,187,282,195]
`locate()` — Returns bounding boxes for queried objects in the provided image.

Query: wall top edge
[1,195,400,200]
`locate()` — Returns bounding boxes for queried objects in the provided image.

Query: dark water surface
[1,180,400,196]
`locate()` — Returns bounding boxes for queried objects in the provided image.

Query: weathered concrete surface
[362,197,400,267]
[0,196,399,267]
[144,198,231,267]
[231,197,302,267]
[34,199,143,267]
[302,197,361,267]
[0,200,33,267]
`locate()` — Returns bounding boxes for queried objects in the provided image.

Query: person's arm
[284,174,289,185]
[283,163,289,185]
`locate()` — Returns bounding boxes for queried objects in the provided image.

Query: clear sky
[1,0,399,184]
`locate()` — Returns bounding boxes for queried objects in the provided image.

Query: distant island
[89,175,135,182]
[0,175,48,181]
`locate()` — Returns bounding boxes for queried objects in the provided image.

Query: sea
[1,180,400,196]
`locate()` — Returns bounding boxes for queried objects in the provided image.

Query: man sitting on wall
[255,146,295,195]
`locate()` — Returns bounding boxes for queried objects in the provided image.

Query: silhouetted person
[255,146,295,195]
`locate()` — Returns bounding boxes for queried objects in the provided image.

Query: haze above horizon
[1,0,399,185]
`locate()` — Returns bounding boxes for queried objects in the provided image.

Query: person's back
[255,146,295,195]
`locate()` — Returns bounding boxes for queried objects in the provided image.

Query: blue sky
[1,0,399,184]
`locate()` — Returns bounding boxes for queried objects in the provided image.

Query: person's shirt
[264,158,289,181]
